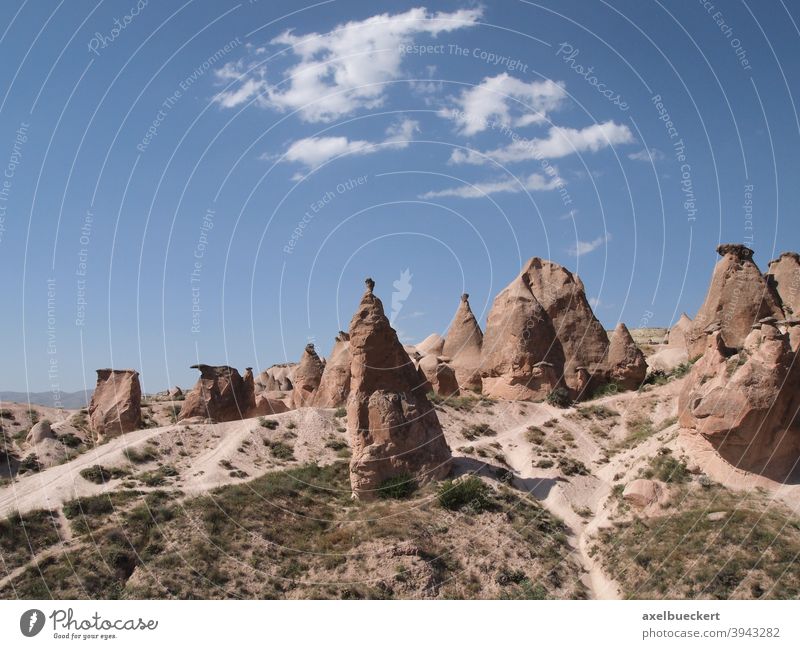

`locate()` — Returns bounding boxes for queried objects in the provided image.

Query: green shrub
[437,476,491,513]
[591,382,619,399]
[268,440,295,461]
[333,407,346,418]
[124,444,158,464]
[546,387,572,408]
[557,457,589,476]
[525,426,545,445]
[17,454,41,475]
[80,465,112,484]
[58,433,83,449]
[461,422,495,440]
[377,474,417,499]
[259,418,279,430]
[645,453,690,483]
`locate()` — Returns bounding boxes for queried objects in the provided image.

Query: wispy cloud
[280,118,419,172]
[568,232,612,257]
[628,147,664,162]
[441,73,567,135]
[450,121,635,165]
[419,171,563,199]
[213,7,482,121]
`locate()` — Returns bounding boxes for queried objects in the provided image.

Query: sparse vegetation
[124,444,159,464]
[378,474,417,499]
[267,440,295,461]
[333,407,346,418]
[590,382,619,399]
[437,477,491,513]
[643,450,690,484]
[461,422,496,440]
[546,387,572,408]
[596,484,800,598]
[259,418,279,430]
[80,465,130,484]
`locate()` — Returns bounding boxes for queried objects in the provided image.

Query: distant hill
[0,390,90,409]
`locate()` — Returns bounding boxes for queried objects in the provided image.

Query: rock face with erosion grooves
[441,293,483,391]
[766,251,800,317]
[179,365,255,422]
[347,278,452,499]
[292,343,325,408]
[480,261,565,400]
[688,244,783,358]
[88,369,142,440]
[606,323,648,390]
[523,258,609,392]
[418,354,460,397]
[312,332,351,408]
[678,326,800,481]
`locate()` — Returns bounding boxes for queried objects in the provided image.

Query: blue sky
[0,0,799,394]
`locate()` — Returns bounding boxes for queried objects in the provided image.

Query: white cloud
[419,171,563,199]
[443,73,567,135]
[281,118,419,170]
[568,232,612,257]
[215,7,482,120]
[450,120,635,165]
[628,147,665,162]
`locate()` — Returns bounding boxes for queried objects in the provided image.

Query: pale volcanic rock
[292,343,326,408]
[179,365,255,423]
[688,244,784,357]
[480,262,565,401]
[666,313,693,349]
[678,327,800,481]
[311,332,351,408]
[251,392,291,415]
[766,251,800,317]
[622,479,663,508]
[88,369,142,440]
[416,333,445,356]
[347,278,451,499]
[418,354,460,397]
[523,258,610,390]
[26,420,56,445]
[606,323,647,390]
[442,294,484,392]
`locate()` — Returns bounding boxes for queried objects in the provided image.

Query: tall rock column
[347,278,451,498]
[292,343,325,408]
[88,369,142,440]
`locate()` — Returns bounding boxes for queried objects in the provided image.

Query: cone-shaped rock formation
[347,278,451,498]
[688,244,783,357]
[606,323,647,390]
[442,293,483,391]
[480,261,565,400]
[523,258,609,390]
